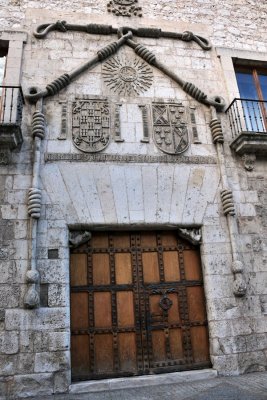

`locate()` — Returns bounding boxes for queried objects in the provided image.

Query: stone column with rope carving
[24,98,45,308]
[210,107,247,297]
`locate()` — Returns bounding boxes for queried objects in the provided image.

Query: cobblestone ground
[28,372,267,400]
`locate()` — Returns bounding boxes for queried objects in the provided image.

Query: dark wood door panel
[70,230,210,381]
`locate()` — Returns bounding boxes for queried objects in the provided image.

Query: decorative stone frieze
[45,152,217,164]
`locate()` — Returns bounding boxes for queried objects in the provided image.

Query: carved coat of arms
[72,99,110,153]
[152,103,189,155]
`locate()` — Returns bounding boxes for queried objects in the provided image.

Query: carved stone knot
[55,20,67,32]
[182,31,194,41]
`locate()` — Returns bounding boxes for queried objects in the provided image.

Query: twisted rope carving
[181,31,194,42]
[86,24,113,35]
[210,118,224,143]
[134,44,156,65]
[221,189,235,216]
[28,188,42,219]
[46,73,71,96]
[97,42,118,61]
[182,82,207,102]
[32,111,45,139]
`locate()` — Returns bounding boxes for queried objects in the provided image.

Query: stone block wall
[0,0,267,398]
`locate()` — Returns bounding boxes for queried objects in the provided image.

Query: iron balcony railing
[0,85,25,125]
[225,98,267,138]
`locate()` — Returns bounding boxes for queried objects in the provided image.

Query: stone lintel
[230,132,267,155]
[0,30,28,43]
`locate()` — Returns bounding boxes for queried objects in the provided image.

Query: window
[235,66,267,132]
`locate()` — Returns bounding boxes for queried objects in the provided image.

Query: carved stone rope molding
[24,98,45,308]
[33,20,212,50]
[27,26,224,110]
[121,33,224,110]
[210,107,247,297]
[27,31,133,103]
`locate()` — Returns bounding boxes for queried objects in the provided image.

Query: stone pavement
[27,370,267,400]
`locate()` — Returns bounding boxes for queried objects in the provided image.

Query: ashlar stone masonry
[0,0,267,398]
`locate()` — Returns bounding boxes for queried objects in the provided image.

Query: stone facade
[0,0,267,398]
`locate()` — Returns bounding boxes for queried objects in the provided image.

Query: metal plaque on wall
[152,102,189,155]
[72,99,110,153]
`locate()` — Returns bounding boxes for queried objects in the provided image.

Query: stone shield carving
[72,99,110,153]
[152,102,189,155]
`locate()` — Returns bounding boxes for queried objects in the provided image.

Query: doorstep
[69,369,218,394]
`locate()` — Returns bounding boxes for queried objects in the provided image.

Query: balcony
[226,98,267,155]
[0,86,24,164]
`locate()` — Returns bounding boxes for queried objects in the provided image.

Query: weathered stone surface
[38,260,69,284]
[34,331,70,352]
[5,308,69,331]
[211,354,239,376]
[238,351,267,374]
[12,373,54,398]
[48,284,69,307]
[34,351,70,373]
[53,370,71,394]
[0,331,19,355]
[0,285,20,308]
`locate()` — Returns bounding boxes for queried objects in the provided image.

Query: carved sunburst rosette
[103,55,153,96]
[72,99,110,153]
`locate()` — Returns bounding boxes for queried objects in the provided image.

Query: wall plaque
[152,102,189,155]
[72,99,110,153]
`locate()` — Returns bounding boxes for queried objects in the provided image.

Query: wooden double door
[70,231,210,381]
